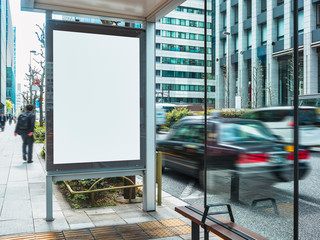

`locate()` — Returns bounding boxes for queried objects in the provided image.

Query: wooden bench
[175,204,268,240]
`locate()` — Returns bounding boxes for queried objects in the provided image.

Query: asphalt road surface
[158,129,320,240]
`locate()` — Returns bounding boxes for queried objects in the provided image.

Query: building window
[156,30,160,36]
[223,39,227,56]
[156,84,160,90]
[298,10,304,34]
[175,6,212,16]
[247,0,252,19]
[234,35,239,53]
[157,84,213,92]
[156,43,160,49]
[277,18,284,41]
[261,24,267,45]
[222,12,227,30]
[233,6,238,24]
[156,70,161,76]
[156,57,161,63]
[161,57,212,67]
[261,0,266,13]
[162,71,203,79]
[317,4,320,29]
[161,43,211,54]
[247,30,252,50]
[161,30,210,41]
[161,17,211,29]
[277,0,284,6]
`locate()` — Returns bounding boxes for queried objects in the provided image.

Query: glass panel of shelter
[202,0,299,239]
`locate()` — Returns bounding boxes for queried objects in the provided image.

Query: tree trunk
[39,86,44,127]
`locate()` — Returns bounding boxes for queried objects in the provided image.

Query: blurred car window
[219,122,276,143]
[171,124,191,141]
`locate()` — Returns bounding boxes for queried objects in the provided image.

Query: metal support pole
[143,21,156,212]
[46,175,54,221]
[156,152,162,206]
[293,0,299,239]
[191,221,200,240]
[230,173,239,202]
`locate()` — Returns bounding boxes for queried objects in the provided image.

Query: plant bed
[56,177,142,209]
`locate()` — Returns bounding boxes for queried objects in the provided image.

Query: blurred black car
[157,118,310,183]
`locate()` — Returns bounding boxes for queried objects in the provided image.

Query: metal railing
[64,152,163,205]
[64,176,142,203]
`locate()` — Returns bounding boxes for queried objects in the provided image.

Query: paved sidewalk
[0,123,216,239]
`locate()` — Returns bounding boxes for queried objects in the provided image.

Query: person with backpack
[14,105,36,163]
[0,112,6,131]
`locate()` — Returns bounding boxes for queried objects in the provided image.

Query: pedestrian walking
[14,105,35,163]
[8,114,12,125]
[0,112,6,131]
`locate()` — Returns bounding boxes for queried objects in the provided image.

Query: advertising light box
[46,21,146,172]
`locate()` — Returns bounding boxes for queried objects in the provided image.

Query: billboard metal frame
[45,15,156,221]
[46,19,146,173]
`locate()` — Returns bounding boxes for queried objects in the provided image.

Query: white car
[243,106,320,147]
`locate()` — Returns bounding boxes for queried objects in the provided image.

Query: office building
[155,0,215,105]
[0,0,6,113]
[214,0,320,109]
[6,0,15,113]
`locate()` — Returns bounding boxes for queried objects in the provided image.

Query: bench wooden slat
[175,205,268,240]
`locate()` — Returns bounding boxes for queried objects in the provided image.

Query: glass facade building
[155,0,215,105]
[6,0,15,112]
[0,0,6,113]
[215,0,320,109]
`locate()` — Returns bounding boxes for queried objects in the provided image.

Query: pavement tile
[148,206,182,220]
[7,164,28,183]
[116,209,157,224]
[163,196,188,209]
[111,204,141,212]
[0,169,10,184]
[64,211,93,226]
[34,217,70,233]
[85,208,115,215]
[0,185,6,198]
[0,199,33,220]
[0,219,34,237]
[69,222,95,230]
[89,213,126,227]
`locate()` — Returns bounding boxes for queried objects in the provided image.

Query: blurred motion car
[242,106,320,147]
[157,118,310,184]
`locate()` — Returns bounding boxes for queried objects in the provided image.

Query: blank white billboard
[53,30,140,164]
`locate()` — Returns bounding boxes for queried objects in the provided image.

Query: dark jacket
[0,115,6,124]
[15,111,35,135]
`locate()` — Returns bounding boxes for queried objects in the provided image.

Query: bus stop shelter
[21,0,185,221]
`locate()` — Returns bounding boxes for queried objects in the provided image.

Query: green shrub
[197,109,249,118]
[34,126,45,143]
[56,178,128,209]
[166,107,193,127]
[220,110,248,118]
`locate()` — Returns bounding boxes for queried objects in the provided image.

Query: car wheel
[272,164,310,182]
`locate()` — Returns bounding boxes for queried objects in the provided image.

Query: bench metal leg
[230,173,239,202]
[204,229,209,240]
[191,221,200,240]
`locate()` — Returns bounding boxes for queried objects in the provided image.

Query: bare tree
[285,50,303,105]
[34,24,46,127]
[251,60,265,109]
[221,65,229,108]
[24,66,40,105]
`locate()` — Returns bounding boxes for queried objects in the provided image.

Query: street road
[158,133,320,239]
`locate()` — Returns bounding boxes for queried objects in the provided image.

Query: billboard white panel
[53,30,140,164]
